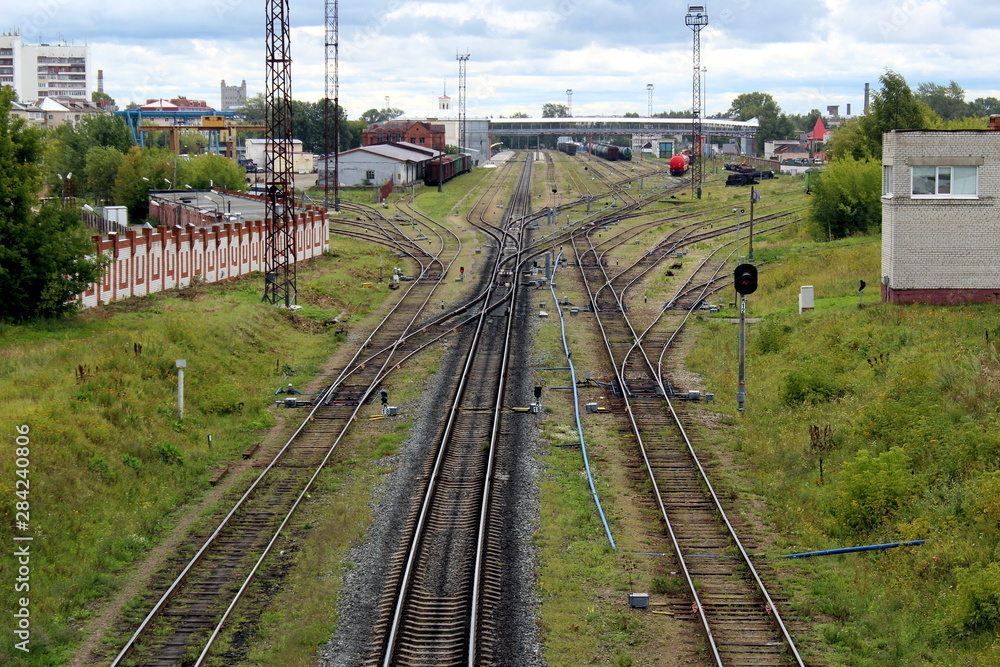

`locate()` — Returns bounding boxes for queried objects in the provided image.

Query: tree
[92,90,116,109]
[0,88,102,320]
[858,70,935,156]
[510,111,529,118]
[83,146,124,204]
[358,107,405,124]
[916,81,969,120]
[807,155,882,240]
[234,93,266,123]
[542,103,569,118]
[44,114,134,197]
[827,117,871,161]
[968,97,1000,117]
[114,146,176,219]
[178,133,208,155]
[178,154,247,191]
[726,92,793,152]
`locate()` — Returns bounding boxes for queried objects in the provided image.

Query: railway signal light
[734,263,757,295]
[380,390,388,405]
[460,266,464,274]
[534,385,543,399]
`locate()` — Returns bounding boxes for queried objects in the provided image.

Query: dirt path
[68,452,262,666]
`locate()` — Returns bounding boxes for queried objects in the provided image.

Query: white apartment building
[0,32,91,101]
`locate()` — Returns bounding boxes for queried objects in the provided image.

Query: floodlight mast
[685,5,708,199]
[324,0,339,212]
[457,51,470,154]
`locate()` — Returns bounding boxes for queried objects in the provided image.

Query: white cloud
[9,0,1000,117]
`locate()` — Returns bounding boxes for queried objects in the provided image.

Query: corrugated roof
[331,143,443,163]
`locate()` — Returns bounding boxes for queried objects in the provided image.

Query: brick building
[881,125,1000,304]
[362,120,446,151]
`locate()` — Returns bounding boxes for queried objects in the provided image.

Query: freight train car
[618,146,633,161]
[592,142,620,161]
[425,154,472,186]
[669,153,690,176]
[556,137,579,156]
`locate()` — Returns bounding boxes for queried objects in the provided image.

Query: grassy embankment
[0,233,403,665]
[690,236,1000,666]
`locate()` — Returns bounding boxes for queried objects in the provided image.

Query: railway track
[362,152,535,666]
[568,194,806,665]
[104,196,477,666]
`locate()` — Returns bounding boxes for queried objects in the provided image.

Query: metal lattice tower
[263,0,297,306]
[647,83,654,117]
[457,51,469,153]
[686,5,708,199]
[566,88,573,116]
[324,0,339,212]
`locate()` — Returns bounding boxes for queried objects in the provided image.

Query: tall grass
[0,237,392,665]
[688,231,1000,665]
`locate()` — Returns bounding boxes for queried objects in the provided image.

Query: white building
[0,32,91,101]
[318,142,444,188]
[881,125,1000,305]
[244,139,314,174]
[396,92,491,164]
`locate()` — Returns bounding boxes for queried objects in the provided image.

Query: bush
[941,562,1000,638]
[966,472,1000,540]
[831,447,918,534]
[86,455,117,483]
[780,367,847,405]
[157,442,184,465]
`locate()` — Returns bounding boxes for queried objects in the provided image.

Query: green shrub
[941,562,1000,638]
[756,319,790,354]
[780,367,847,405]
[157,442,184,465]
[651,576,686,596]
[831,447,918,534]
[121,453,143,472]
[86,455,117,482]
[966,472,1000,540]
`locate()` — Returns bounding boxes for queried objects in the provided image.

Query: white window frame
[882,165,893,197]
[911,165,978,199]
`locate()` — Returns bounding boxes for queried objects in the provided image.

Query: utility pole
[262,0,297,307]
[734,264,758,414]
[749,186,760,261]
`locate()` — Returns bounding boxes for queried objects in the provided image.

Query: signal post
[734,263,757,414]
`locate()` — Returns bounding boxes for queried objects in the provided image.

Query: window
[882,165,892,196]
[911,165,978,198]
[365,170,375,180]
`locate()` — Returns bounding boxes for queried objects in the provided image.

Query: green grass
[688,231,1000,665]
[0,237,393,665]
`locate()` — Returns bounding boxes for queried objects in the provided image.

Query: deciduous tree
[807,155,882,240]
[0,88,102,320]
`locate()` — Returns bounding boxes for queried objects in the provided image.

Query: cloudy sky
[10,0,1000,119]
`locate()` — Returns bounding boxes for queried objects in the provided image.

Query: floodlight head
[685,5,708,28]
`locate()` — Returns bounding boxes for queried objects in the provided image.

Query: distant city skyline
[6,0,1000,120]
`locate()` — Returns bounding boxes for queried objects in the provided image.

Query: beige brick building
[882,127,1000,304]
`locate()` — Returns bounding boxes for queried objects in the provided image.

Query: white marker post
[176,359,186,419]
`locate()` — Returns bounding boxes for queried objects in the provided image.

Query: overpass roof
[488,116,759,138]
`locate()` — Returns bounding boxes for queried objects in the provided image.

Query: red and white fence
[78,211,329,309]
